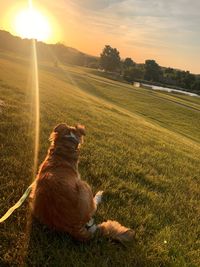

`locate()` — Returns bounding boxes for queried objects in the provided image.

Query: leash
[0,182,34,223]
[0,132,79,223]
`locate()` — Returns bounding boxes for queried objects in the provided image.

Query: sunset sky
[1,0,200,74]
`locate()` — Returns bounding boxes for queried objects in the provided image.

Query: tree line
[0,31,199,94]
[99,45,200,94]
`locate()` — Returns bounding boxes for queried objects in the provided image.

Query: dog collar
[64,132,80,144]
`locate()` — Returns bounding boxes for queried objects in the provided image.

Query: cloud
[71,0,126,10]
[42,0,200,72]
[66,0,200,45]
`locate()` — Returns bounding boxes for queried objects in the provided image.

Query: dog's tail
[97,220,135,244]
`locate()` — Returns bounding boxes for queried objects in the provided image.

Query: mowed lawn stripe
[0,53,200,266]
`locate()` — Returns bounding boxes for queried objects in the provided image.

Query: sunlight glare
[32,38,40,179]
[15,8,51,41]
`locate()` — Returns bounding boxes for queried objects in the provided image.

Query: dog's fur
[30,123,134,242]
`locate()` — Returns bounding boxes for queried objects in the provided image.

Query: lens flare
[32,38,40,178]
[15,4,51,41]
[28,0,40,178]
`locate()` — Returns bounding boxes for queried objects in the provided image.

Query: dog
[30,123,134,243]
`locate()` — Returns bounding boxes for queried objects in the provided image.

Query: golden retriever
[30,123,134,243]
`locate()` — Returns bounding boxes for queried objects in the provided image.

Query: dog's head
[49,123,85,148]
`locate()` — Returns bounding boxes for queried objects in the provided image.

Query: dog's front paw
[94,190,104,205]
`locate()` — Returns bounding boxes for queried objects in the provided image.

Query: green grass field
[0,50,200,266]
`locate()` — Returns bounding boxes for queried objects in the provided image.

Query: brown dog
[30,123,134,243]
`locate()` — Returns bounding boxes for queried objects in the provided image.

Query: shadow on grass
[21,216,147,267]
[114,169,169,195]
[133,172,168,194]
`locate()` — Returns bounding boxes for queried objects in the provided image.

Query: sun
[14,8,51,42]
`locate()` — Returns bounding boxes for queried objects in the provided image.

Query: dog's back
[31,158,95,238]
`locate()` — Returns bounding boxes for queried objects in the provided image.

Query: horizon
[1,28,199,76]
[1,0,200,74]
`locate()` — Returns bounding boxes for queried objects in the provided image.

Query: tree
[123,57,135,69]
[191,78,200,93]
[123,66,144,82]
[174,70,196,89]
[144,60,162,82]
[165,67,174,74]
[182,71,196,89]
[100,45,121,72]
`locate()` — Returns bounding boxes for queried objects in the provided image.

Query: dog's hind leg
[85,191,104,230]
[94,191,103,207]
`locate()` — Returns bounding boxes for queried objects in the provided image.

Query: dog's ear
[76,124,86,136]
[49,123,69,142]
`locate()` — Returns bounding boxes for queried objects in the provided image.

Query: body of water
[141,83,199,97]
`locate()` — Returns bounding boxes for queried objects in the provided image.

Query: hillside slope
[0,30,97,66]
[0,51,200,266]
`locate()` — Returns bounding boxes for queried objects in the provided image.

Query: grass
[0,50,200,266]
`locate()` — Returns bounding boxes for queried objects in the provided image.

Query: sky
[0,0,200,73]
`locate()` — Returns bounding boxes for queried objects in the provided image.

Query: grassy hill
[0,30,98,67]
[0,50,200,266]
